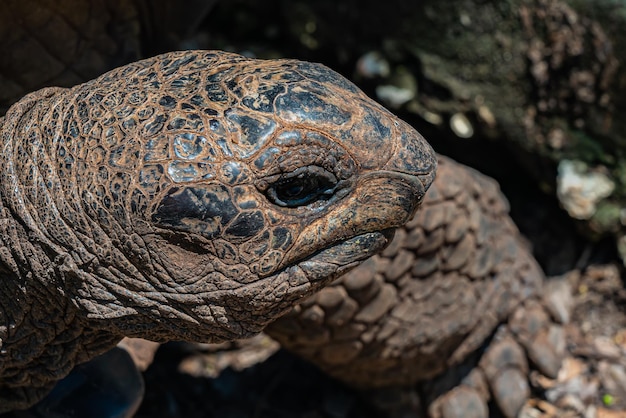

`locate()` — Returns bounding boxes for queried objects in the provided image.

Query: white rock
[449,113,474,138]
[556,160,614,220]
[375,85,414,108]
[356,51,391,79]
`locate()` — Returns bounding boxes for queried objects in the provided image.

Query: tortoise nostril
[384,121,437,184]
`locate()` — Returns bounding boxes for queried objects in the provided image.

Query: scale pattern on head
[1,50,435,346]
[0,51,436,412]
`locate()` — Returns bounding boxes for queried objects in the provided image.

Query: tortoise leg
[363,359,492,418]
[11,347,144,418]
[426,301,566,418]
[424,330,530,418]
[428,387,489,418]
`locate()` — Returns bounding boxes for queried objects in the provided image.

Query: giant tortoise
[0,49,435,412]
[0,2,572,417]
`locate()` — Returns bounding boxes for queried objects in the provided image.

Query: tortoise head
[7,51,436,342]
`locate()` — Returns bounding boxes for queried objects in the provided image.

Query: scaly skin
[0,50,436,412]
[268,156,566,418]
[0,0,219,114]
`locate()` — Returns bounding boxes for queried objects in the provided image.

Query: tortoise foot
[425,299,567,418]
[429,386,488,418]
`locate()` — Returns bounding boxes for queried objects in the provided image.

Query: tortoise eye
[265,166,338,208]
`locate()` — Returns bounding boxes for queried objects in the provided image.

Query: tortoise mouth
[302,228,395,267]
[286,228,394,285]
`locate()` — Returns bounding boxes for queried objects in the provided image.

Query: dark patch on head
[159,96,177,109]
[205,84,229,104]
[131,188,148,214]
[103,93,123,110]
[173,133,212,160]
[225,111,277,157]
[63,118,80,138]
[109,143,139,170]
[253,147,280,170]
[128,91,148,106]
[242,84,286,113]
[238,200,257,209]
[271,227,292,250]
[262,67,306,83]
[295,62,360,94]
[364,109,392,139]
[153,185,238,238]
[351,107,392,153]
[144,137,170,162]
[143,114,168,136]
[232,186,257,209]
[171,75,197,89]
[138,71,158,86]
[115,105,134,119]
[246,231,270,257]
[215,240,237,262]
[276,86,351,125]
[225,78,237,89]
[138,164,164,192]
[222,161,246,184]
[209,119,226,135]
[189,94,208,108]
[110,173,130,202]
[137,106,155,121]
[224,211,265,238]
[122,117,137,132]
[216,138,233,157]
[160,54,197,77]
[166,114,204,132]
[256,251,283,275]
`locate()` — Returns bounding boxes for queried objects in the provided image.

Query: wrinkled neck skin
[0,87,390,412]
[0,89,122,411]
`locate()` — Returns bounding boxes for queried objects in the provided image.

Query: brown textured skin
[267,156,566,418]
[0,0,218,114]
[0,0,140,113]
[0,50,436,412]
